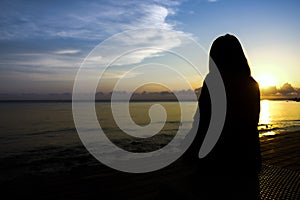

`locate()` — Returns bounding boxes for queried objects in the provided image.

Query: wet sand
[1,130,299,199]
[260,130,300,170]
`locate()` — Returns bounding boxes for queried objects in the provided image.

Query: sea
[0,100,299,181]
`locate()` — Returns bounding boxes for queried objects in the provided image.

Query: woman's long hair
[209,34,251,77]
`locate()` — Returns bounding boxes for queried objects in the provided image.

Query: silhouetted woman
[184,34,262,199]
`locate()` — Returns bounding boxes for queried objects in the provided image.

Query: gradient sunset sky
[0,0,299,96]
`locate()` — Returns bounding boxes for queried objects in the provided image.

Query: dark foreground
[1,130,299,200]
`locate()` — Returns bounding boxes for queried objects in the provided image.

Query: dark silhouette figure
[182,34,262,199]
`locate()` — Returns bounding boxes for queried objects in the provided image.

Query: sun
[256,74,277,88]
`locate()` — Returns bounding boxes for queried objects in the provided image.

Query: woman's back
[201,75,261,175]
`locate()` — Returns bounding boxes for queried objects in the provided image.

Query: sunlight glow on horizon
[255,73,278,88]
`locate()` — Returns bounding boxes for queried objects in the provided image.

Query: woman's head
[209,34,251,77]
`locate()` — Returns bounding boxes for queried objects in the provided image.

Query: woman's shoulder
[204,74,259,90]
[249,77,260,91]
[239,76,259,88]
[249,76,259,85]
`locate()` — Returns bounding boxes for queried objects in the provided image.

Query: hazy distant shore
[0,98,299,103]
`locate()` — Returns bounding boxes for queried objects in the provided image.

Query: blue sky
[0,0,299,95]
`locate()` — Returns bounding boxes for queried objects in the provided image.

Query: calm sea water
[0,100,299,157]
[258,100,300,136]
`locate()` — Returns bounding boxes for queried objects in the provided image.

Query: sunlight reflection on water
[258,100,300,138]
[260,100,270,125]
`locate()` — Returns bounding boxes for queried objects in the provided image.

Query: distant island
[0,83,299,102]
[289,97,300,102]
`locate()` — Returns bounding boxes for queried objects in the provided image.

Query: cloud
[0,0,191,72]
[101,70,141,79]
[0,52,82,78]
[109,30,189,66]
[0,53,80,68]
[0,0,182,41]
[0,0,198,94]
[278,83,297,96]
[81,28,194,70]
[261,82,300,98]
[54,49,81,55]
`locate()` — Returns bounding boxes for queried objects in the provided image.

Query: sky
[0,0,299,98]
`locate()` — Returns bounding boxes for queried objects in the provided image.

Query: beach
[0,101,299,199]
[1,130,299,199]
[260,130,300,170]
[259,130,300,199]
